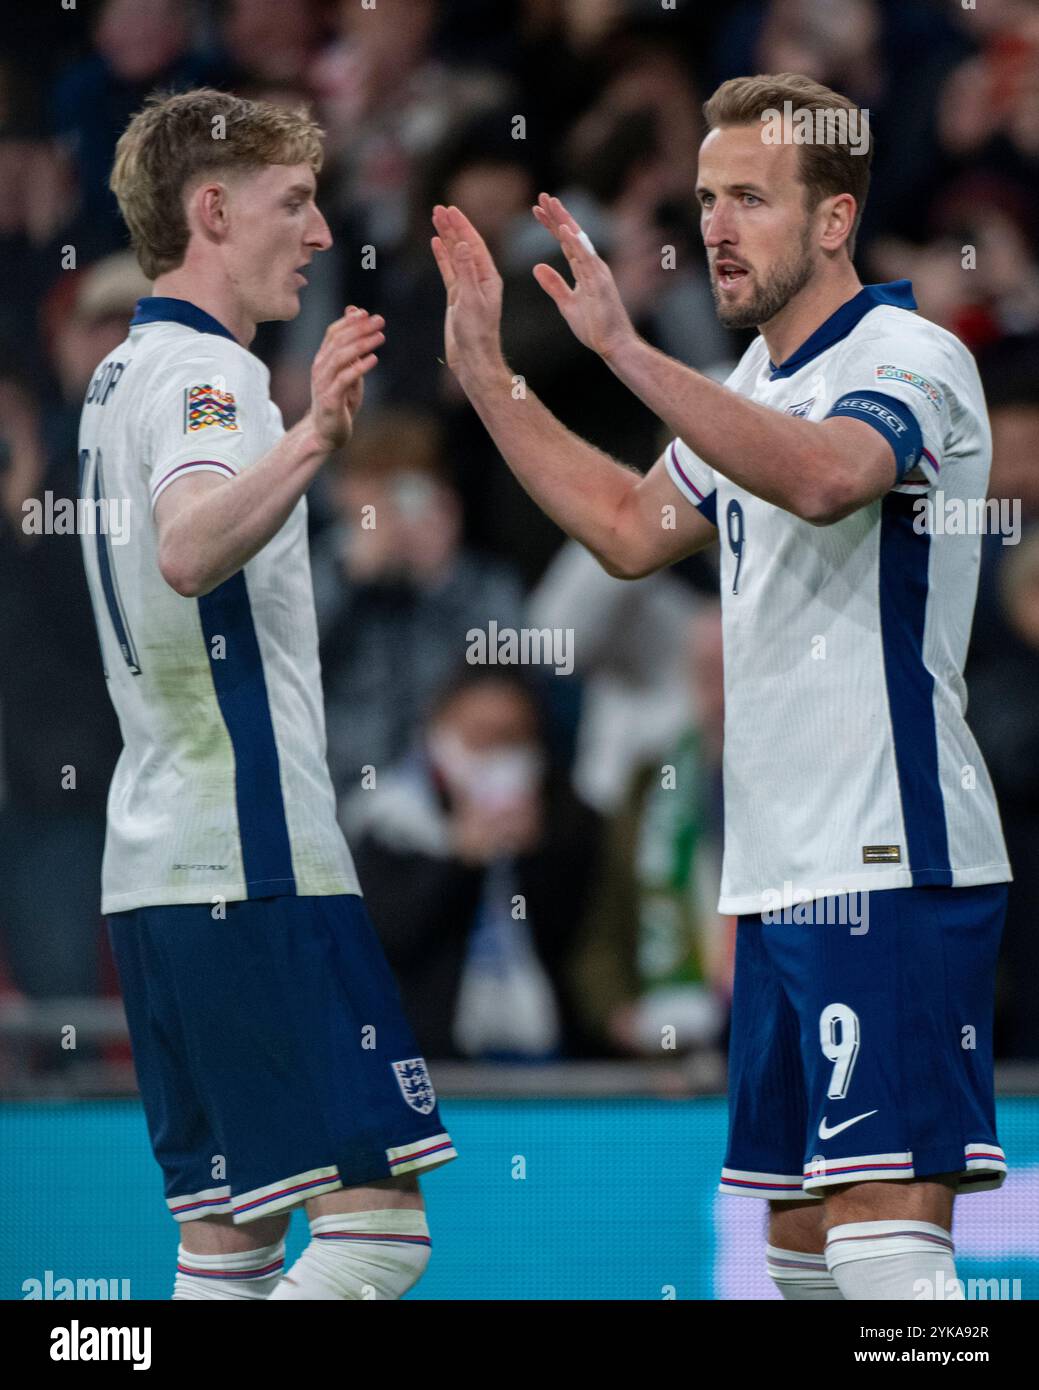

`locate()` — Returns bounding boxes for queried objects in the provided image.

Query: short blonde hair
[703,73,872,258]
[110,87,324,279]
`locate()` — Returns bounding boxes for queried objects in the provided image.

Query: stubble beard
[711,225,815,331]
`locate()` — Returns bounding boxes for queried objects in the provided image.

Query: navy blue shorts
[108,894,456,1224]
[721,884,1008,1200]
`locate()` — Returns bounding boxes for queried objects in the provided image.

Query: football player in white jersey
[80,89,456,1301]
[432,72,1012,1300]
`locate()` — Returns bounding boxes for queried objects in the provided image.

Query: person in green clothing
[575,604,733,1056]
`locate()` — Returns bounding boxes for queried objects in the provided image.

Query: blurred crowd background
[1,0,1038,1089]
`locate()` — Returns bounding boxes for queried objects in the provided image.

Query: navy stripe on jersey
[768,281,918,380]
[92,449,142,675]
[131,297,238,343]
[878,492,952,885]
[825,390,923,481]
[197,574,297,897]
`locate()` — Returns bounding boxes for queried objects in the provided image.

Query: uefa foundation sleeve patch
[874,365,944,412]
[185,383,239,432]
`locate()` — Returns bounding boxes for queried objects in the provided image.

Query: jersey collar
[768,280,917,380]
[130,296,238,343]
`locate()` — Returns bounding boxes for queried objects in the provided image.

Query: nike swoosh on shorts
[818,1109,879,1140]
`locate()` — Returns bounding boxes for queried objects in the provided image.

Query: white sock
[825,1220,963,1301]
[267,1209,431,1300]
[172,1240,286,1300]
[767,1243,844,1299]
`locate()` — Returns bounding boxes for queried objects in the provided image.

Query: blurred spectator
[939,0,1039,167]
[39,251,152,480]
[986,338,1039,521]
[565,22,705,209]
[313,408,525,798]
[270,0,505,423]
[0,253,138,1032]
[867,194,1039,349]
[527,535,702,813]
[546,31,732,372]
[373,106,587,582]
[0,60,75,249]
[308,0,504,245]
[967,331,1039,1058]
[967,530,1039,1059]
[50,0,218,259]
[379,106,546,411]
[217,0,327,89]
[754,0,886,102]
[574,603,732,1057]
[0,59,78,376]
[969,334,1039,667]
[348,667,603,1059]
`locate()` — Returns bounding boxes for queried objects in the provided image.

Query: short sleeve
[823,332,955,490]
[665,437,718,526]
[145,347,259,511]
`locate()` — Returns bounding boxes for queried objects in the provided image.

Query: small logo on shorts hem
[392,1058,437,1115]
[818,1109,879,1140]
[862,844,901,863]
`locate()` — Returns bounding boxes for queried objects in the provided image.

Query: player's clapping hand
[309,306,385,450]
[430,204,505,381]
[531,192,637,362]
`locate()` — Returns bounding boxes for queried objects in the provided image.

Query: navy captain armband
[824,391,923,483]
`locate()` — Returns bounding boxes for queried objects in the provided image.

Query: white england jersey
[665,280,1011,914]
[79,297,361,912]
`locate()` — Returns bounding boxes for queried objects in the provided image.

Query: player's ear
[193,181,232,241]
[819,192,856,255]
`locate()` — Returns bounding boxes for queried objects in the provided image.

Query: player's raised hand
[430,204,505,380]
[531,192,637,362]
[309,306,384,450]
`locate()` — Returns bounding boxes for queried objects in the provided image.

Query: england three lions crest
[392,1058,437,1115]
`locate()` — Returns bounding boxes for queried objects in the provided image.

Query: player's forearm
[607,335,841,520]
[162,418,329,596]
[459,359,642,575]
